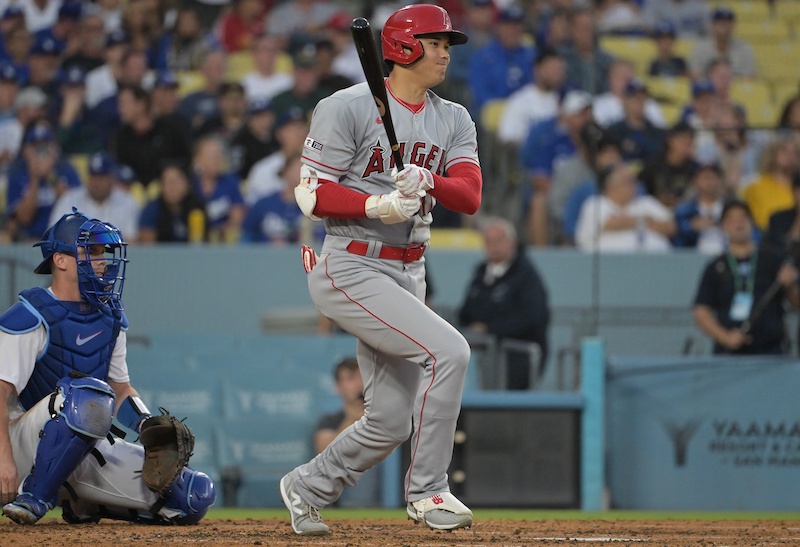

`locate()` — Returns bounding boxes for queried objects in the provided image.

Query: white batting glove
[391,165,434,196]
[301,244,320,273]
[365,190,421,224]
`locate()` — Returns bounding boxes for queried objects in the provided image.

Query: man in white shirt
[576,162,676,252]
[593,59,665,128]
[241,34,293,102]
[689,7,756,79]
[498,47,565,145]
[49,151,141,241]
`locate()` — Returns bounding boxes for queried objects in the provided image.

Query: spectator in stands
[6,120,81,241]
[638,120,698,209]
[0,6,26,57]
[712,103,761,193]
[673,162,727,253]
[112,85,192,188]
[743,137,799,231]
[121,0,163,54]
[240,152,304,243]
[150,69,191,141]
[246,106,307,204]
[2,26,32,81]
[561,129,624,244]
[606,78,665,164]
[27,34,63,105]
[682,78,717,163]
[575,162,675,252]
[313,357,380,507]
[49,151,141,241]
[594,59,666,129]
[498,47,565,146]
[322,11,363,86]
[647,20,688,77]
[191,135,246,243]
[264,0,337,46]
[61,10,107,74]
[777,95,800,143]
[522,89,594,246]
[468,4,535,116]
[230,96,278,180]
[219,0,272,53]
[178,49,227,132]
[196,81,248,144]
[694,200,800,355]
[764,176,800,261]
[458,216,550,390]
[241,33,293,102]
[34,1,81,55]
[313,38,355,94]
[689,6,756,80]
[595,0,645,36]
[559,8,614,95]
[152,6,217,72]
[268,43,331,121]
[0,86,47,164]
[642,0,709,38]
[0,61,19,122]
[138,160,208,243]
[55,65,105,155]
[84,29,131,110]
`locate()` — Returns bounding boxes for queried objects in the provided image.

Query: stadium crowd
[0,0,798,251]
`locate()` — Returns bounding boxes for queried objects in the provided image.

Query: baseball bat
[740,277,783,335]
[350,17,404,170]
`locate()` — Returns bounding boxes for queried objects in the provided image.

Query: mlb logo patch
[304,137,324,153]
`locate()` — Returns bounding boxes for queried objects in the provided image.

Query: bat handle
[392,146,404,171]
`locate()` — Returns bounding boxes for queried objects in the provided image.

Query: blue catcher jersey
[0,288,126,410]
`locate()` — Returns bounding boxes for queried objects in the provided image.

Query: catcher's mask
[34,207,128,311]
[381,4,468,66]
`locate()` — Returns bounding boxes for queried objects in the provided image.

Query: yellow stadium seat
[774,81,800,109]
[225,51,255,81]
[68,153,89,183]
[480,99,507,134]
[178,70,205,98]
[735,20,790,44]
[673,38,693,60]
[646,76,691,106]
[429,228,483,250]
[731,81,776,126]
[775,0,800,22]
[754,42,800,85]
[275,51,293,74]
[658,102,684,126]
[599,36,655,77]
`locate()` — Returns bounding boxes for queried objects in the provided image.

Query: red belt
[346,241,427,263]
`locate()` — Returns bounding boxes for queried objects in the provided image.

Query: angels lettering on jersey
[361,138,446,179]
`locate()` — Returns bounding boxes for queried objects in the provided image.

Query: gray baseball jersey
[291,82,479,508]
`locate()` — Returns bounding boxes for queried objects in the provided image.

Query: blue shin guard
[3,378,114,525]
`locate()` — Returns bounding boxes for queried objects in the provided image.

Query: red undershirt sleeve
[429,162,482,215]
[313,181,370,218]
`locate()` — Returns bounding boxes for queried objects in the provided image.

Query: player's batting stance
[282,4,481,536]
[0,209,215,525]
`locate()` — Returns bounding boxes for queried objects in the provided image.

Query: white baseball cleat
[406,492,473,530]
[279,472,329,536]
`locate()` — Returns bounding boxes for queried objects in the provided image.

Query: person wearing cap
[241,33,293,103]
[245,105,308,204]
[606,77,666,164]
[33,1,81,55]
[468,4,535,115]
[593,59,666,129]
[638,120,698,209]
[521,89,594,245]
[151,69,192,141]
[268,43,332,123]
[83,28,131,110]
[694,200,800,355]
[642,0,710,38]
[498,47,565,146]
[560,8,615,95]
[575,162,675,252]
[112,85,192,187]
[27,34,63,101]
[314,38,356,93]
[689,6,756,79]
[673,162,727,252]
[230,97,279,180]
[178,49,227,131]
[49,151,141,241]
[6,120,81,241]
[647,20,688,77]
[681,78,719,163]
[323,11,364,86]
[54,64,100,155]
[196,81,248,144]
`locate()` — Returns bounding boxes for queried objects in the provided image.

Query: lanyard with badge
[726,249,757,323]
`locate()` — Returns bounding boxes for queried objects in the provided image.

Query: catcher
[0,209,214,525]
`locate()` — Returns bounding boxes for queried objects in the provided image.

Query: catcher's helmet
[381,4,468,65]
[34,208,128,310]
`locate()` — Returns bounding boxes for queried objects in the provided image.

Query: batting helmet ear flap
[381,4,468,65]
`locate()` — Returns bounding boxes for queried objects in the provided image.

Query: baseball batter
[0,210,215,525]
[280,4,482,536]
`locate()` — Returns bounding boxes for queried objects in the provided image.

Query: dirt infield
[1,517,799,546]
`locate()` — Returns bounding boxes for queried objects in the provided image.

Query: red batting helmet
[381,4,468,65]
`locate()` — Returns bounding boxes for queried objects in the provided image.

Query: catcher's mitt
[139,409,195,494]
